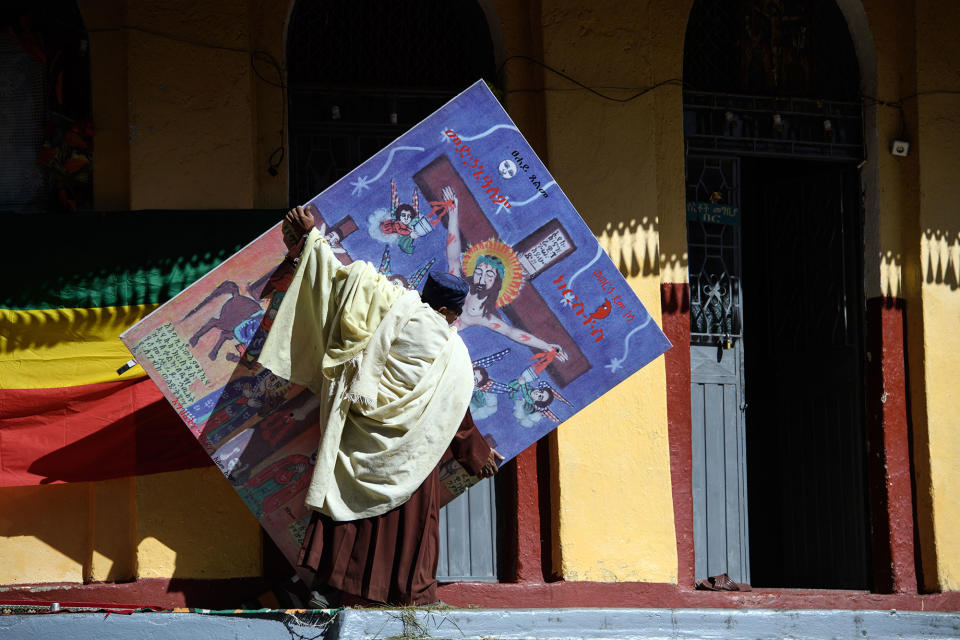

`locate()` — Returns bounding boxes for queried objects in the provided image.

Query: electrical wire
[497,54,683,102]
[87,24,287,175]
[87,25,249,54]
[500,54,958,109]
[85,25,960,166]
[862,89,960,109]
[250,50,287,176]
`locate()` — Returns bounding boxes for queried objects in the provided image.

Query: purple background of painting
[299,81,670,460]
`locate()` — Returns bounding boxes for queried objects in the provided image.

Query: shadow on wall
[881,250,903,300]
[921,228,959,291]
[877,228,958,301]
[25,400,212,485]
[594,216,666,281]
[0,307,155,354]
[0,473,271,607]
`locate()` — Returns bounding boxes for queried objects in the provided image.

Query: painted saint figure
[470,348,513,421]
[370,179,432,254]
[506,366,572,427]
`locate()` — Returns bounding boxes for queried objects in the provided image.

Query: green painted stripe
[2,209,283,310]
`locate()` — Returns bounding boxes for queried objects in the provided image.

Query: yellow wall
[534,0,678,583]
[910,0,960,591]
[0,483,96,584]
[0,0,268,585]
[859,0,960,592]
[530,0,958,588]
[5,0,959,591]
[135,468,261,579]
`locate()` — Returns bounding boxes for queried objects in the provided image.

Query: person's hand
[441,186,458,214]
[478,448,504,478]
[547,343,569,362]
[282,206,316,248]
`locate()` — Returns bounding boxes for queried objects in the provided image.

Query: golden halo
[462,239,523,307]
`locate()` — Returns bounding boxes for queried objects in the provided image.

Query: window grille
[0,34,46,210]
[683,0,864,161]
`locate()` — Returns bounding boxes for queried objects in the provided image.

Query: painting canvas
[120,80,671,569]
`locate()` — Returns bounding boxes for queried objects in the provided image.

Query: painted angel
[368,179,436,254]
[377,244,435,290]
[506,366,572,427]
[470,348,513,420]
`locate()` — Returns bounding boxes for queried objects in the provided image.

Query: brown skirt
[297,468,440,605]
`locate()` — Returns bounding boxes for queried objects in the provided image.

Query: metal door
[686,156,750,584]
[437,476,498,581]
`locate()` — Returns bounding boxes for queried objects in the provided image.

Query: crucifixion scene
[121,81,670,586]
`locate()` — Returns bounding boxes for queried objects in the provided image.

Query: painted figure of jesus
[439,185,568,362]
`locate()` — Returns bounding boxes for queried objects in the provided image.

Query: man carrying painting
[258,206,502,607]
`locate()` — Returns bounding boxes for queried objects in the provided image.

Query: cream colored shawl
[258,229,473,520]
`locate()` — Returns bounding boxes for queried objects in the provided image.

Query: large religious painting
[121,81,671,569]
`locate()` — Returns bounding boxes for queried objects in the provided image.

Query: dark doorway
[740,158,870,589]
[286,0,496,206]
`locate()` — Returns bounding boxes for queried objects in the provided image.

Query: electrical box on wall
[891,140,910,157]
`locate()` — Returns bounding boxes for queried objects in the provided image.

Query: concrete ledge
[2,607,959,639]
[335,607,960,639]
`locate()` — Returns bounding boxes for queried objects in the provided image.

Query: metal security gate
[686,156,750,584]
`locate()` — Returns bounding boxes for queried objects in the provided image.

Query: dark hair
[533,387,554,410]
[469,274,502,318]
[387,273,409,288]
[473,366,489,387]
[394,203,416,222]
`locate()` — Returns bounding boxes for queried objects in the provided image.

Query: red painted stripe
[5,577,960,612]
[438,580,960,610]
[661,283,694,586]
[0,379,212,487]
[0,578,268,610]
[865,297,917,593]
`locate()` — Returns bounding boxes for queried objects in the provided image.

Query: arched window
[1,1,92,212]
[682,0,871,590]
[285,0,495,205]
[682,0,863,161]
[684,0,859,100]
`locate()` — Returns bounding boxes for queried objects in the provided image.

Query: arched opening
[682,0,870,589]
[285,0,496,206]
[284,0,501,584]
[1,0,92,212]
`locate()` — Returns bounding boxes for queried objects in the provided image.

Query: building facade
[1,0,958,608]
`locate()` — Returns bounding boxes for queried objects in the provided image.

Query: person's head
[469,255,504,317]
[387,273,409,288]
[531,387,554,409]
[472,255,504,289]
[473,366,489,387]
[325,228,342,246]
[394,203,416,226]
[421,271,469,324]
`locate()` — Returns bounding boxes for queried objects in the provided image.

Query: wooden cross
[414,155,589,388]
